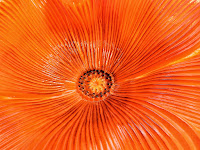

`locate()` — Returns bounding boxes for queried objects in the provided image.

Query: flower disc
[77,70,114,101]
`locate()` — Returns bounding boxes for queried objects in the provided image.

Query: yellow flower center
[89,77,106,93]
[77,70,114,101]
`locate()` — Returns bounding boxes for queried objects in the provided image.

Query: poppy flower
[0,0,200,149]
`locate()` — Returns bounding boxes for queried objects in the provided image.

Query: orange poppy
[0,0,200,149]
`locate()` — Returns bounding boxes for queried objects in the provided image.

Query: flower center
[77,70,114,101]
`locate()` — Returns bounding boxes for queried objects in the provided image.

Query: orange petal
[0,91,83,149]
[106,0,200,80]
[114,53,200,143]
[105,96,200,149]
[1,0,200,149]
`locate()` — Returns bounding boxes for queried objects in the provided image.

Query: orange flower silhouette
[1,0,200,149]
